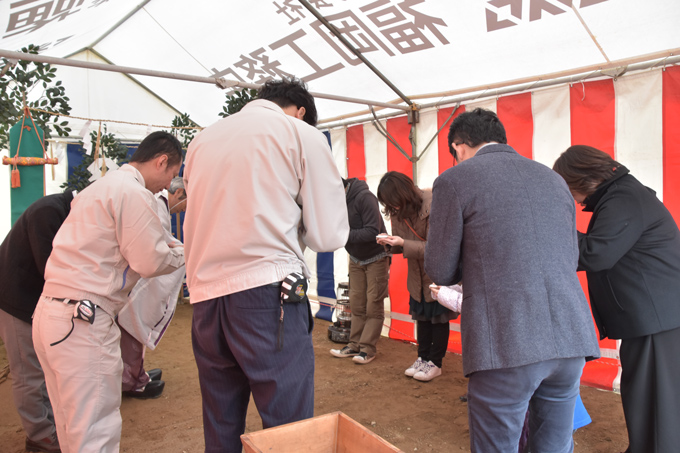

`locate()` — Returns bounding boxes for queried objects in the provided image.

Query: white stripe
[333,250,349,299]
[45,140,69,196]
[415,108,440,188]
[464,97,497,114]
[364,121,388,197]
[363,121,392,248]
[615,69,664,200]
[599,348,620,360]
[389,312,414,323]
[612,340,622,392]
[532,85,571,168]
[330,128,348,179]
[303,248,319,299]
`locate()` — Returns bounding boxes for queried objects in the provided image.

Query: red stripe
[437,105,466,173]
[346,124,366,180]
[497,92,533,159]
[386,116,413,178]
[570,78,619,388]
[570,79,615,236]
[570,79,616,156]
[385,117,415,341]
[581,358,620,391]
[663,65,680,223]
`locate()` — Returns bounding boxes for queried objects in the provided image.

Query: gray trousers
[0,308,57,442]
[467,357,585,453]
[348,257,389,357]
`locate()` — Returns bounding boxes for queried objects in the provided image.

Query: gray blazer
[425,144,600,376]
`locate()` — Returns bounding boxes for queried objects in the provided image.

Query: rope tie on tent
[27,106,204,131]
[92,121,106,177]
[2,105,59,188]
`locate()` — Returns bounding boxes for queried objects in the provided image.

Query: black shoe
[147,368,162,381]
[25,433,61,452]
[123,380,165,399]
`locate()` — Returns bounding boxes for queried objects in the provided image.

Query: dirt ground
[1,302,629,452]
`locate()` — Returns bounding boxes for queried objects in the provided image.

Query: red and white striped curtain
[318,64,680,391]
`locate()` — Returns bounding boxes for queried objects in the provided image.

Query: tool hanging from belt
[50,299,97,347]
[277,272,308,351]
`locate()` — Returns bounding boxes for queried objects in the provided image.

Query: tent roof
[1,0,680,128]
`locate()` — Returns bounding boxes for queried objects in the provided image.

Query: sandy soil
[0,302,628,452]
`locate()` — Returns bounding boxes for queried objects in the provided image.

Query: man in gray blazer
[425,108,600,453]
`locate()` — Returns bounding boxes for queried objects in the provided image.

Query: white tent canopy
[1,0,679,131]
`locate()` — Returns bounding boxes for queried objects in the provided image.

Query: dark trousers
[416,320,450,368]
[620,325,680,453]
[191,285,315,453]
[467,357,585,453]
[119,326,149,392]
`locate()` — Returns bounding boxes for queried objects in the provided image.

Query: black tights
[416,320,450,368]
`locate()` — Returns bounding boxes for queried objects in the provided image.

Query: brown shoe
[25,432,61,452]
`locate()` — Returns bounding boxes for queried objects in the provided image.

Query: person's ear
[296,106,306,121]
[156,154,168,170]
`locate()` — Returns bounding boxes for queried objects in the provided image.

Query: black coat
[579,167,680,340]
[344,178,386,261]
[0,191,73,323]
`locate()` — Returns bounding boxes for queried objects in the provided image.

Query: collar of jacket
[582,165,630,212]
[474,143,516,157]
[417,188,432,220]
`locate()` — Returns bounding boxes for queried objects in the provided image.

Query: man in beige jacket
[184,78,349,452]
[32,131,186,453]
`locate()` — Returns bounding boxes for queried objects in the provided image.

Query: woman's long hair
[377,171,422,222]
[553,145,622,197]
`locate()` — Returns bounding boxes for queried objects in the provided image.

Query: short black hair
[130,131,183,166]
[447,108,507,161]
[258,77,318,126]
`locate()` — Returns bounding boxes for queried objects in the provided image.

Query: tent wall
[3,62,680,393]
[318,64,680,391]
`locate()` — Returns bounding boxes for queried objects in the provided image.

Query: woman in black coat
[553,145,680,453]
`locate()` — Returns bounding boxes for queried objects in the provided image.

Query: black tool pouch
[277,272,308,351]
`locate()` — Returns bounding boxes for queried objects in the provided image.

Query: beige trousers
[348,257,389,357]
[33,296,123,453]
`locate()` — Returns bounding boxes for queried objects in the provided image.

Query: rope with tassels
[4,104,58,188]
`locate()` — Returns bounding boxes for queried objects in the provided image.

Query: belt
[47,296,75,304]
[47,296,96,307]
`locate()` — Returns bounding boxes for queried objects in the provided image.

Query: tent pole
[410,121,418,187]
[64,0,153,59]
[415,48,680,104]
[297,0,413,108]
[319,54,680,129]
[0,49,410,112]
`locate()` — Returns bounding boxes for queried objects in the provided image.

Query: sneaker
[330,346,359,358]
[352,352,375,364]
[405,357,426,377]
[413,361,442,382]
[25,432,61,452]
